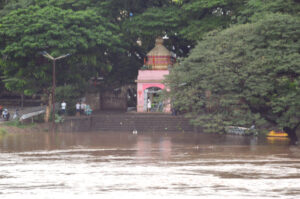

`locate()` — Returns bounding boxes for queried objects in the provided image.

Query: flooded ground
[0,131,300,199]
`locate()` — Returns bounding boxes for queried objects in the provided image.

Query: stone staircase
[59,112,194,133]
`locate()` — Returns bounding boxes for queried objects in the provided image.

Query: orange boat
[267,130,289,137]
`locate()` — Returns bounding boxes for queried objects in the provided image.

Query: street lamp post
[41,51,70,131]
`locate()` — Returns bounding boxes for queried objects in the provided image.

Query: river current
[0,132,299,199]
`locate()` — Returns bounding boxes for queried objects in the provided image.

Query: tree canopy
[0,4,121,96]
[166,13,300,139]
[0,0,244,96]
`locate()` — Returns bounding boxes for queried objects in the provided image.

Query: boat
[267,130,288,137]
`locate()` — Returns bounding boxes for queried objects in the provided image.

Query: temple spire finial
[155,37,164,46]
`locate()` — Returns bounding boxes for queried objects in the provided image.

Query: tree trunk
[283,127,298,145]
[44,93,52,123]
[20,93,24,108]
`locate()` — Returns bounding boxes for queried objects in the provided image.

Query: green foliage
[0,0,257,92]
[172,0,183,4]
[0,127,7,135]
[2,76,33,96]
[236,0,300,23]
[1,5,121,57]
[0,0,35,16]
[166,13,300,133]
[125,6,181,37]
[55,114,64,123]
[178,0,242,41]
[56,85,82,102]
[4,120,36,128]
[121,0,246,60]
[0,4,122,98]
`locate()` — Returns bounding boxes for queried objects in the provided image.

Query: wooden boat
[267,130,288,137]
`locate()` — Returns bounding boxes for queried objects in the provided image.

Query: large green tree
[0,5,121,110]
[166,14,300,141]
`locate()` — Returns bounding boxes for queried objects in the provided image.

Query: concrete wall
[85,92,100,111]
[85,84,136,111]
[100,89,127,111]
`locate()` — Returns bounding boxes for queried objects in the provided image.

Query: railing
[19,110,45,121]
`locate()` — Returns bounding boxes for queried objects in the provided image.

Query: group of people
[0,106,20,121]
[75,101,92,116]
[60,100,92,116]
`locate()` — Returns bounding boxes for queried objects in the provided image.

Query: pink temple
[136,38,175,113]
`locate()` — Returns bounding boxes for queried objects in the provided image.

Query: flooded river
[0,131,299,199]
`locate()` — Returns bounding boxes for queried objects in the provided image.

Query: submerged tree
[166,14,300,141]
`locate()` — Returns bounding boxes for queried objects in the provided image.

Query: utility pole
[41,51,70,132]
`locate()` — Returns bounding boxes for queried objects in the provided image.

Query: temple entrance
[144,87,164,112]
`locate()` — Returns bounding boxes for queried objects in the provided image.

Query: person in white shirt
[80,102,86,115]
[61,100,67,115]
[76,102,80,116]
[147,98,151,112]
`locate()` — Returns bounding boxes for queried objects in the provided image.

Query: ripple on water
[0,132,300,199]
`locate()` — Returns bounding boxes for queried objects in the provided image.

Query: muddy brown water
[0,131,299,199]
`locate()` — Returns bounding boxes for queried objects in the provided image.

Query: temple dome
[147,38,171,57]
[145,37,174,70]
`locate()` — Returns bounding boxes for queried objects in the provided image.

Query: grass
[0,128,7,135]
[3,120,36,129]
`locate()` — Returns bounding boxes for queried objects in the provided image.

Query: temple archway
[144,87,164,112]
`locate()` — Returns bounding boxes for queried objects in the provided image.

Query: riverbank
[0,121,49,134]
[0,111,193,134]
[1,111,299,143]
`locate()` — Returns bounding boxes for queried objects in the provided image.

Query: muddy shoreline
[0,123,50,134]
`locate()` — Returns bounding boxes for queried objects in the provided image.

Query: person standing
[61,100,67,115]
[147,97,151,112]
[0,105,3,115]
[12,108,20,120]
[2,108,10,121]
[76,102,81,116]
[85,104,92,116]
[80,102,86,115]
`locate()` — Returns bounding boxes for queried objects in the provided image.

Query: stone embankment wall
[85,84,136,112]
[57,113,194,133]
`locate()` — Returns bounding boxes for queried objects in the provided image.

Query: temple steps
[59,112,194,133]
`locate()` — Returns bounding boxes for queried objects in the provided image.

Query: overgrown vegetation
[166,13,300,140]
[3,120,36,128]
[0,127,7,135]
